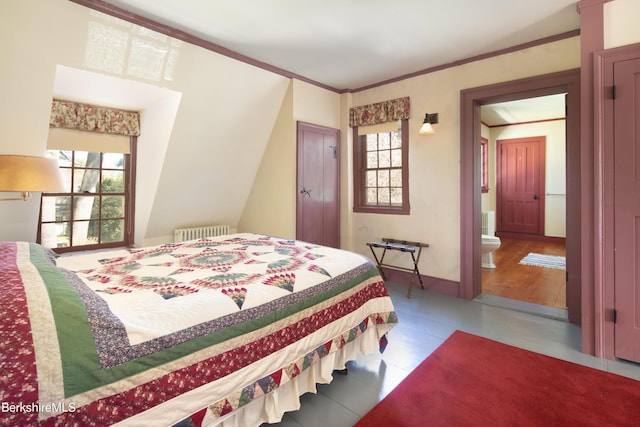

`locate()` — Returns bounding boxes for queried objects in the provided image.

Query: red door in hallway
[614,57,640,363]
[496,137,546,235]
[296,122,340,248]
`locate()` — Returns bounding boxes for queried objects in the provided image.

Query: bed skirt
[112,315,390,427]
[219,325,383,426]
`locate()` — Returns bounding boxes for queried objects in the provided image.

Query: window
[481,137,489,193]
[38,141,136,253]
[353,119,409,214]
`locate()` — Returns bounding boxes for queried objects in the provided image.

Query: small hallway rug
[519,252,566,269]
[355,330,640,427]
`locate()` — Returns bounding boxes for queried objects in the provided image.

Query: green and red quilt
[0,233,397,426]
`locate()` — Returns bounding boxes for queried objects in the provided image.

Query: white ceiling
[99,0,580,91]
[481,94,567,127]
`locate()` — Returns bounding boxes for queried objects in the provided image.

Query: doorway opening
[478,95,567,318]
[460,69,581,325]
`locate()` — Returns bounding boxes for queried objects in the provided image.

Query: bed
[0,233,397,426]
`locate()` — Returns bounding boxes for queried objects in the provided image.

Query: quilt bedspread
[0,234,397,426]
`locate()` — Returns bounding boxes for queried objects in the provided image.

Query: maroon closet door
[296,122,340,248]
[614,57,640,363]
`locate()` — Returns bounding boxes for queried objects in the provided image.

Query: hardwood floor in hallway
[481,238,566,309]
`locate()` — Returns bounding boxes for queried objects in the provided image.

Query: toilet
[481,234,501,268]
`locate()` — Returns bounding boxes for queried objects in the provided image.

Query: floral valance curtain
[50,99,140,136]
[349,96,410,127]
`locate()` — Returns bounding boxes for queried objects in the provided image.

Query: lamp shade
[0,155,64,193]
[419,122,434,135]
[419,113,438,135]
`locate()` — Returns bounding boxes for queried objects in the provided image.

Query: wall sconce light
[0,155,65,201]
[419,113,439,135]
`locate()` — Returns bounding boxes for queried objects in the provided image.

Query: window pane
[73,151,89,167]
[102,170,124,192]
[41,196,58,221]
[366,135,377,151]
[378,149,390,168]
[102,196,124,218]
[74,196,99,220]
[57,197,72,221]
[102,219,124,243]
[78,152,102,170]
[481,139,488,190]
[88,220,101,244]
[391,148,402,167]
[52,150,72,167]
[72,220,95,246]
[41,222,69,248]
[51,196,72,221]
[75,169,100,193]
[59,168,72,193]
[103,153,125,169]
[367,152,378,168]
[379,132,390,150]
[366,170,377,187]
[88,152,102,168]
[366,188,377,204]
[390,169,402,187]
[377,170,390,187]
[378,188,390,204]
[391,130,402,148]
[390,188,403,205]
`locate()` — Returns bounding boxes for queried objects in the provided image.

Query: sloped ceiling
[47,5,294,244]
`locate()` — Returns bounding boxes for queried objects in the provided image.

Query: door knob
[533,194,538,200]
[300,188,311,197]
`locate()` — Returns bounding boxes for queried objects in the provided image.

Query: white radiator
[481,211,496,236]
[174,225,230,242]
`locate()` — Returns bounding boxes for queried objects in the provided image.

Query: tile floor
[268,281,640,427]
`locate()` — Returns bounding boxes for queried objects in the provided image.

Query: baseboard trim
[380,267,460,298]
[474,293,568,321]
[495,232,566,244]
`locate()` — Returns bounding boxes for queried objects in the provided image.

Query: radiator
[174,225,230,243]
[481,211,496,236]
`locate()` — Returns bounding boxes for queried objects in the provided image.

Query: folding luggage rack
[366,238,429,298]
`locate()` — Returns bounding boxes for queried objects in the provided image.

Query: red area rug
[355,330,640,426]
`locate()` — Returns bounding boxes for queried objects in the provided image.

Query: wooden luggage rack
[366,238,429,298]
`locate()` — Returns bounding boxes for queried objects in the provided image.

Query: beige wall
[604,0,640,48]
[342,37,580,282]
[237,82,296,238]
